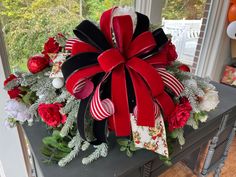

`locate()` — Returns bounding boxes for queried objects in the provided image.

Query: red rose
[178,64,190,72]
[4,74,17,86]
[7,87,22,99]
[42,37,61,58]
[38,103,67,127]
[164,41,178,63]
[167,99,192,132]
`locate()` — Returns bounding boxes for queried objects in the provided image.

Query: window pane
[161,0,208,68]
[0,0,134,71]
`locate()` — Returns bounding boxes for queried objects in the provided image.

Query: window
[161,0,210,72]
[0,0,134,71]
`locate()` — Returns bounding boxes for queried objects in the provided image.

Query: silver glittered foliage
[21,69,57,103]
[179,72,215,112]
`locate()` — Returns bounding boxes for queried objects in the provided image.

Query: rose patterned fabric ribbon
[61,7,184,145]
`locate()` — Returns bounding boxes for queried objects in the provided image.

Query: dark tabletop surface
[23,82,236,177]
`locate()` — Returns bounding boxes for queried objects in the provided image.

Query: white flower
[4,100,33,122]
[199,89,219,112]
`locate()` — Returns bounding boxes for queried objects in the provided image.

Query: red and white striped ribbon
[133,102,160,119]
[90,73,115,121]
[72,78,95,99]
[156,68,184,96]
[73,79,87,93]
[65,38,79,51]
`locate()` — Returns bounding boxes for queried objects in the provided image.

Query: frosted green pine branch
[81,141,90,151]
[28,102,40,118]
[60,97,79,115]
[68,133,79,148]
[197,78,215,90]
[180,86,199,112]
[82,143,108,165]
[58,132,82,167]
[60,102,80,137]
[20,73,37,87]
[55,88,71,103]
[21,69,49,87]
[179,72,215,90]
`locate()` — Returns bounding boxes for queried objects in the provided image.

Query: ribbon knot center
[98,48,126,72]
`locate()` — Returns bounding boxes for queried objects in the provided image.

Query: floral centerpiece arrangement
[3,7,219,166]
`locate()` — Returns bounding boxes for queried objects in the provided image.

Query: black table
[23,82,236,177]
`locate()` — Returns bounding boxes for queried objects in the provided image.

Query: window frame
[135,0,231,81]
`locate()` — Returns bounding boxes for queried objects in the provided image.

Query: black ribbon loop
[62,52,99,81]
[73,20,111,51]
[133,12,150,39]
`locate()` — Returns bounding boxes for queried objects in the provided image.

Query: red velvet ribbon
[65,8,176,136]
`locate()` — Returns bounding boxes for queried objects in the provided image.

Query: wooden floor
[159,138,236,177]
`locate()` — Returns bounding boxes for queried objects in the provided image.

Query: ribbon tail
[155,113,169,157]
[127,67,155,127]
[155,92,175,118]
[130,112,169,157]
[111,64,131,136]
[77,93,108,145]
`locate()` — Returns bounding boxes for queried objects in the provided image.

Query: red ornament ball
[178,64,190,72]
[27,54,49,74]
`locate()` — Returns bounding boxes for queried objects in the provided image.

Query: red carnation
[4,74,17,86]
[7,87,22,99]
[42,37,62,58]
[38,103,67,127]
[4,74,22,99]
[167,99,192,132]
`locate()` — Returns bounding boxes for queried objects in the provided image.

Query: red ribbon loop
[100,7,117,46]
[127,31,156,58]
[71,41,98,56]
[112,15,133,55]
